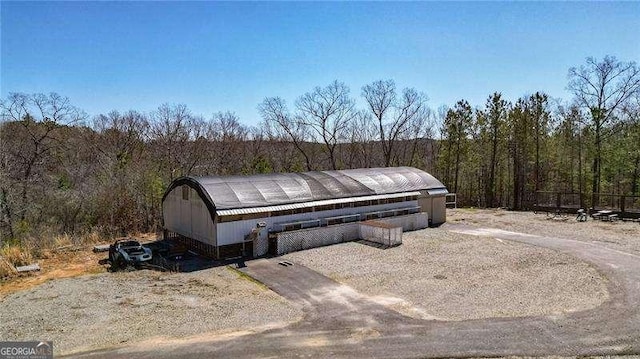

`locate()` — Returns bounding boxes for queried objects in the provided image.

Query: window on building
[314,204,334,212]
[365,213,379,220]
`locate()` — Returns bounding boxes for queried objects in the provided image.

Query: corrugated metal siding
[360,223,403,247]
[191,167,446,210]
[163,186,215,245]
[216,191,420,216]
[430,196,447,224]
[216,200,419,245]
[377,213,429,231]
[274,213,429,255]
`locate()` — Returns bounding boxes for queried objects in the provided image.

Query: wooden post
[620,195,626,213]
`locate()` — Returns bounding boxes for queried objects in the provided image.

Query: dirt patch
[0,248,107,298]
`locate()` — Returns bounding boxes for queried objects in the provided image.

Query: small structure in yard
[15,263,40,273]
[535,191,640,221]
[162,167,448,259]
[360,220,403,248]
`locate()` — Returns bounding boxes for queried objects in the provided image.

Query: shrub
[0,256,17,278]
[0,244,33,267]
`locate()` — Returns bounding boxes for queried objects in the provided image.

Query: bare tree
[208,112,249,175]
[244,125,273,174]
[0,93,85,240]
[149,103,205,181]
[91,110,151,233]
[296,81,355,170]
[259,97,314,170]
[93,111,149,171]
[568,56,640,206]
[393,103,432,168]
[362,80,429,167]
[345,110,378,168]
[625,96,640,195]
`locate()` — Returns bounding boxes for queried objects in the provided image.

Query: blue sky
[2,1,639,125]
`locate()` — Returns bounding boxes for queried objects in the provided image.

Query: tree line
[0,55,638,245]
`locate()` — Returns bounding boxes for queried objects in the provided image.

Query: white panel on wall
[359,223,403,247]
[431,196,446,224]
[374,213,429,231]
[216,200,419,246]
[163,186,216,244]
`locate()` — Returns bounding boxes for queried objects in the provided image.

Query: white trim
[216,191,421,216]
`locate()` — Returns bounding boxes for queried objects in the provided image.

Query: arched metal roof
[164,167,446,210]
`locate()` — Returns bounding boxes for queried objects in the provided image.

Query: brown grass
[0,248,107,298]
[0,232,160,298]
[1,245,34,267]
[0,256,17,278]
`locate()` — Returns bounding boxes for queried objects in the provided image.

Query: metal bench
[576,209,587,222]
[592,210,619,222]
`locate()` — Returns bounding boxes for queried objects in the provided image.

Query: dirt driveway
[68,221,640,358]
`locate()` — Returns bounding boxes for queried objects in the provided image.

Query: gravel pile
[283,227,609,321]
[448,208,640,254]
[0,267,302,355]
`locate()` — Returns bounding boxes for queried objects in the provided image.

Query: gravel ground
[0,266,302,355]
[283,226,609,321]
[448,208,640,254]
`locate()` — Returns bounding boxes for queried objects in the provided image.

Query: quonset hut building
[162,167,448,259]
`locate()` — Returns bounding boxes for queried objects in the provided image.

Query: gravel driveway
[0,266,302,355]
[71,222,640,359]
[283,227,608,320]
[449,208,640,253]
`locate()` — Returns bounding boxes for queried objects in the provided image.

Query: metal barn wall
[418,197,432,221]
[376,212,429,231]
[430,196,446,224]
[216,200,419,246]
[275,213,427,255]
[360,223,403,247]
[162,186,216,245]
[417,195,447,225]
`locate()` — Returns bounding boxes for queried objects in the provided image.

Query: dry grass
[0,231,149,298]
[0,248,107,298]
[0,256,17,278]
[0,244,33,267]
